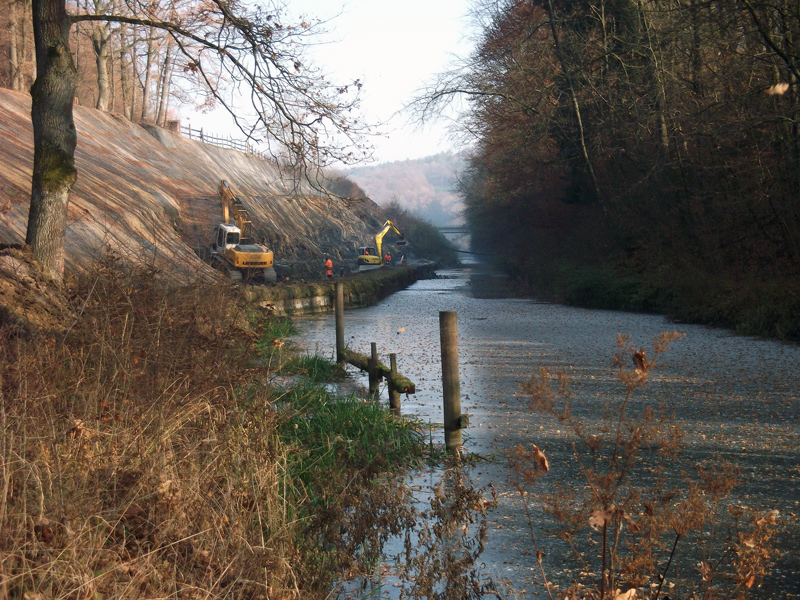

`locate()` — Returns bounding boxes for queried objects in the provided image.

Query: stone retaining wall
[244,264,437,316]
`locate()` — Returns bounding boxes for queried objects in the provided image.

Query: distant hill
[346,152,466,227]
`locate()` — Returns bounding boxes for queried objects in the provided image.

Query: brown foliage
[0,261,300,598]
[454,1,800,332]
[511,333,779,599]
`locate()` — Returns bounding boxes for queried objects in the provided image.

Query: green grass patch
[279,353,343,383]
[272,383,430,574]
[259,316,298,340]
[253,316,298,364]
[276,384,426,474]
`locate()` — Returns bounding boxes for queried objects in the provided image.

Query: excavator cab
[216,225,241,249]
[357,246,381,270]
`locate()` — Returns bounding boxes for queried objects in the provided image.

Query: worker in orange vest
[384,251,392,266]
[324,256,333,279]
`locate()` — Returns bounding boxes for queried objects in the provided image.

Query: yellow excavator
[211,180,277,283]
[357,220,407,271]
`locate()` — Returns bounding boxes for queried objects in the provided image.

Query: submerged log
[342,348,416,395]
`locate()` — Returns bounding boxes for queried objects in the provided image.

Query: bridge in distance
[438,226,470,235]
[437,225,471,255]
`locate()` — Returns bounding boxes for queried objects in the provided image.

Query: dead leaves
[506,443,550,488]
[764,82,789,95]
[589,507,614,529]
[632,349,647,374]
[756,509,780,526]
[697,560,712,581]
[67,418,94,441]
[588,506,642,535]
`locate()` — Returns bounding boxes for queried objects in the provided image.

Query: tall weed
[510,333,779,599]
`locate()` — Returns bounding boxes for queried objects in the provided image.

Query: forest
[1,0,184,125]
[431,0,800,339]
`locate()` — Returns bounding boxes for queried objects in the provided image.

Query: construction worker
[324,256,333,279]
[384,251,392,265]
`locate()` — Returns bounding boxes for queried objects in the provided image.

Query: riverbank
[501,260,800,343]
[242,262,438,315]
[0,263,462,600]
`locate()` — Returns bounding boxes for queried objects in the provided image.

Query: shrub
[510,333,779,599]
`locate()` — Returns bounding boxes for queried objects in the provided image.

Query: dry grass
[0,260,304,599]
[0,258,438,600]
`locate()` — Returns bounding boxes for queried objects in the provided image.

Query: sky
[183,0,476,165]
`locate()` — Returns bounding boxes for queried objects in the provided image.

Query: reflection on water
[293,267,800,598]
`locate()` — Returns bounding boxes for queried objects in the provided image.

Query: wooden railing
[180,125,270,160]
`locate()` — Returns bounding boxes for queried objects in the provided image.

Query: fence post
[335,282,344,364]
[369,342,380,397]
[389,353,401,414]
[440,311,462,450]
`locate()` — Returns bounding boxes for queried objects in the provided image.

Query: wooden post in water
[439,311,462,450]
[335,282,344,364]
[369,342,380,397]
[389,353,401,413]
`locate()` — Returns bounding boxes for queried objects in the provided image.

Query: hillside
[347,152,466,226]
[0,89,387,281]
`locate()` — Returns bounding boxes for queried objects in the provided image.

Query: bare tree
[117,21,132,118]
[82,0,118,110]
[7,0,33,90]
[154,33,173,124]
[26,0,368,282]
[137,24,154,120]
[9,0,23,90]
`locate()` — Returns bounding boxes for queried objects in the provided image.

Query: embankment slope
[0,88,385,280]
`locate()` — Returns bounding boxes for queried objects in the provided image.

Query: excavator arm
[374,220,406,258]
[219,180,254,243]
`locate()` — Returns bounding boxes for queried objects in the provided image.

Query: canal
[293,266,800,599]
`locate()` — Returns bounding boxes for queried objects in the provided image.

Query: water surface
[294,268,800,598]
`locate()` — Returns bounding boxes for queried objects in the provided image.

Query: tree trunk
[140,26,155,121]
[22,0,34,88]
[118,24,132,119]
[155,37,173,126]
[637,1,670,153]
[27,0,77,283]
[127,24,140,120]
[92,23,111,110]
[9,0,23,91]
